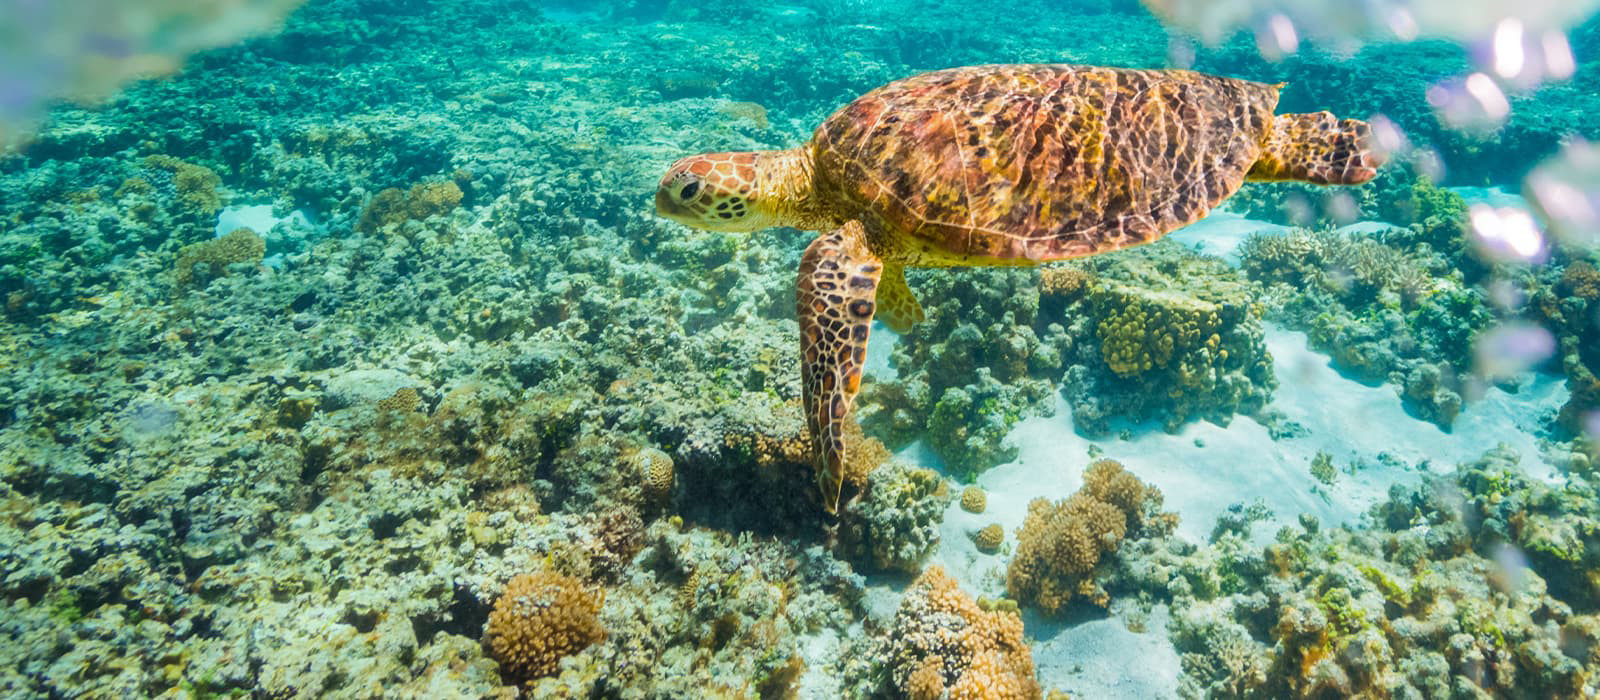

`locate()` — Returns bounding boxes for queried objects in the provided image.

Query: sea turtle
[655,64,1382,513]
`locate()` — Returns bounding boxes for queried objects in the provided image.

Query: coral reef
[485,570,606,682]
[1007,460,1176,615]
[861,268,1056,476]
[974,523,1005,554]
[864,240,1276,469]
[1111,446,1600,699]
[356,179,464,235]
[1235,188,1497,429]
[856,566,1041,699]
[0,0,1591,695]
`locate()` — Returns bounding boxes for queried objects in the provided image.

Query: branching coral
[1007,459,1174,614]
[872,566,1041,699]
[485,570,605,683]
[173,228,265,285]
[1130,446,1600,699]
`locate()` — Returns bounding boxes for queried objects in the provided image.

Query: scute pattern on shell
[810,64,1280,263]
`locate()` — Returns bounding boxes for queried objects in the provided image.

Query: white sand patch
[1027,605,1181,699]
[1452,185,1530,210]
[215,203,312,237]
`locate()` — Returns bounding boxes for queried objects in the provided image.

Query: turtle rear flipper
[1248,112,1383,185]
[797,221,881,513]
[876,263,925,334]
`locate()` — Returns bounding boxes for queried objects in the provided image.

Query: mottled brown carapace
[656,63,1383,512]
[813,65,1366,264]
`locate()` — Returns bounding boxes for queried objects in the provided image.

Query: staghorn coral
[960,485,987,514]
[485,570,606,683]
[1234,191,1496,431]
[1007,459,1174,615]
[870,566,1041,699]
[173,228,265,285]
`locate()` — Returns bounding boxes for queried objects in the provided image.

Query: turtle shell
[809,64,1280,263]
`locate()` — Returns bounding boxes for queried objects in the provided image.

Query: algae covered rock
[835,461,948,574]
[1060,244,1276,437]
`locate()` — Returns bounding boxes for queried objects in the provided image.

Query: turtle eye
[679,181,701,200]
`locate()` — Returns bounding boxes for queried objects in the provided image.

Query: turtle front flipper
[876,262,925,334]
[798,221,882,513]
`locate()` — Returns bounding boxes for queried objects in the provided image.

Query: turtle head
[656,149,827,232]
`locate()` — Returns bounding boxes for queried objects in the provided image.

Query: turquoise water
[1,1,1599,697]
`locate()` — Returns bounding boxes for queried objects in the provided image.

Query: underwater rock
[835,462,948,574]
[322,368,426,411]
[1060,243,1276,437]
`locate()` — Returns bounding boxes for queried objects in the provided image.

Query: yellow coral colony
[960,485,988,514]
[893,566,1040,700]
[485,571,605,683]
[173,228,265,285]
[1006,459,1173,614]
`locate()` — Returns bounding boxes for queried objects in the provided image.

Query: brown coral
[144,155,222,215]
[174,228,265,285]
[974,524,1004,554]
[842,419,891,489]
[357,180,463,234]
[1560,260,1600,301]
[881,566,1040,700]
[1040,265,1092,300]
[1006,460,1173,615]
[485,570,605,682]
[377,387,421,414]
[630,447,675,504]
[960,485,987,514]
[906,656,946,700]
